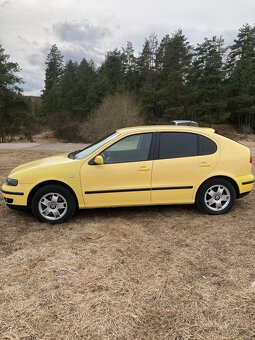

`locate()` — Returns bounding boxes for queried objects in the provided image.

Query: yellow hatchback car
[2,126,254,223]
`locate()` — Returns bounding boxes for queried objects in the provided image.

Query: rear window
[159,132,217,159]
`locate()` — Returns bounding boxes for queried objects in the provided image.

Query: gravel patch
[0,143,87,152]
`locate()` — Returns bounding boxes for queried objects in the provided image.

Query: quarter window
[199,135,217,155]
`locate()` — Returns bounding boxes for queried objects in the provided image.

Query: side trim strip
[151,186,193,191]
[85,186,193,194]
[242,180,255,185]
[2,190,24,196]
[85,188,151,194]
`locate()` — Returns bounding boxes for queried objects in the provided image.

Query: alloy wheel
[204,185,231,212]
[38,192,68,221]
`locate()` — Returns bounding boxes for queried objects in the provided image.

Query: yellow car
[2,126,254,223]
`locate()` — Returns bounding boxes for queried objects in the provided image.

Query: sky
[0,0,255,96]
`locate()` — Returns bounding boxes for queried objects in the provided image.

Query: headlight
[6,177,18,186]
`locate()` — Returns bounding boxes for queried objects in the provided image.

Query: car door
[81,133,154,207]
[151,132,220,204]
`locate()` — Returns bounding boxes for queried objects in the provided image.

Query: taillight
[250,152,253,164]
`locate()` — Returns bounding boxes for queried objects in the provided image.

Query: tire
[196,178,236,215]
[31,184,76,224]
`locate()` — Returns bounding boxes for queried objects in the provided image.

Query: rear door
[151,132,220,204]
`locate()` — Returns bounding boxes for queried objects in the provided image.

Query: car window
[159,132,217,159]
[74,132,119,159]
[101,133,152,164]
[159,132,198,159]
[199,135,217,155]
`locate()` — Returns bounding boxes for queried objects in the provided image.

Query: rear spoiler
[200,128,215,133]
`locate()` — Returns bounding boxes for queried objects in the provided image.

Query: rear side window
[159,132,217,159]
[199,135,217,155]
[159,132,197,159]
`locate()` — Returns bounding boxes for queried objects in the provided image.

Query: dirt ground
[0,147,255,340]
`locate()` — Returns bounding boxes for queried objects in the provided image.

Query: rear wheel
[31,184,76,224]
[196,178,236,215]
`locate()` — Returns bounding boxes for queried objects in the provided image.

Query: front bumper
[1,183,32,206]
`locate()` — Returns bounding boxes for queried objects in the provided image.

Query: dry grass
[0,149,255,340]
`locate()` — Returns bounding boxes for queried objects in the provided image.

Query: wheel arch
[27,180,79,210]
[195,175,240,202]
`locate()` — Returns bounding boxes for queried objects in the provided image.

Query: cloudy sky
[0,0,254,95]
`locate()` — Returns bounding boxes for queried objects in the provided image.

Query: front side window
[101,133,152,164]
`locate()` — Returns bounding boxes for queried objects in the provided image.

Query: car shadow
[73,204,200,222]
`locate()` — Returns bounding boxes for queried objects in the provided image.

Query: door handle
[138,166,150,172]
[199,162,211,167]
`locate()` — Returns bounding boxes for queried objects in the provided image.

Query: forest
[0,24,255,142]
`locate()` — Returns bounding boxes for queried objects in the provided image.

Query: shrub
[79,93,144,142]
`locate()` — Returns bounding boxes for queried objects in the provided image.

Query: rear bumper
[234,174,254,195]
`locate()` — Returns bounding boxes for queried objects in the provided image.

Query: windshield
[73,132,119,159]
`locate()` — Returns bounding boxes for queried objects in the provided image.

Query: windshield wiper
[68,150,81,159]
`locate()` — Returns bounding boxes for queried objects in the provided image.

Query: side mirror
[94,155,104,165]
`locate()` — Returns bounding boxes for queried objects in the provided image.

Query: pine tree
[122,41,137,92]
[75,59,98,115]
[137,33,159,119]
[225,24,255,129]
[156,30,192,119]
[137,34,158,86]
[188,36,226,123]
[0,45,30,142]
[42,44,64,124]
[60,60,78,114]
[99,49,126,94]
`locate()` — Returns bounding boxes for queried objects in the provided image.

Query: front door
[81,133,153,207]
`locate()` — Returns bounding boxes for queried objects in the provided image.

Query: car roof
[116,125,215,134]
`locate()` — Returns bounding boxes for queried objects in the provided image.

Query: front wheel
[31,184,76,224]
[196,178,236,215]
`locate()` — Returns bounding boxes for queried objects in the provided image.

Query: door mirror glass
[94,155,104,165]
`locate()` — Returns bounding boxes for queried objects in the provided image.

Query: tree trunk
[0,107,5,143]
